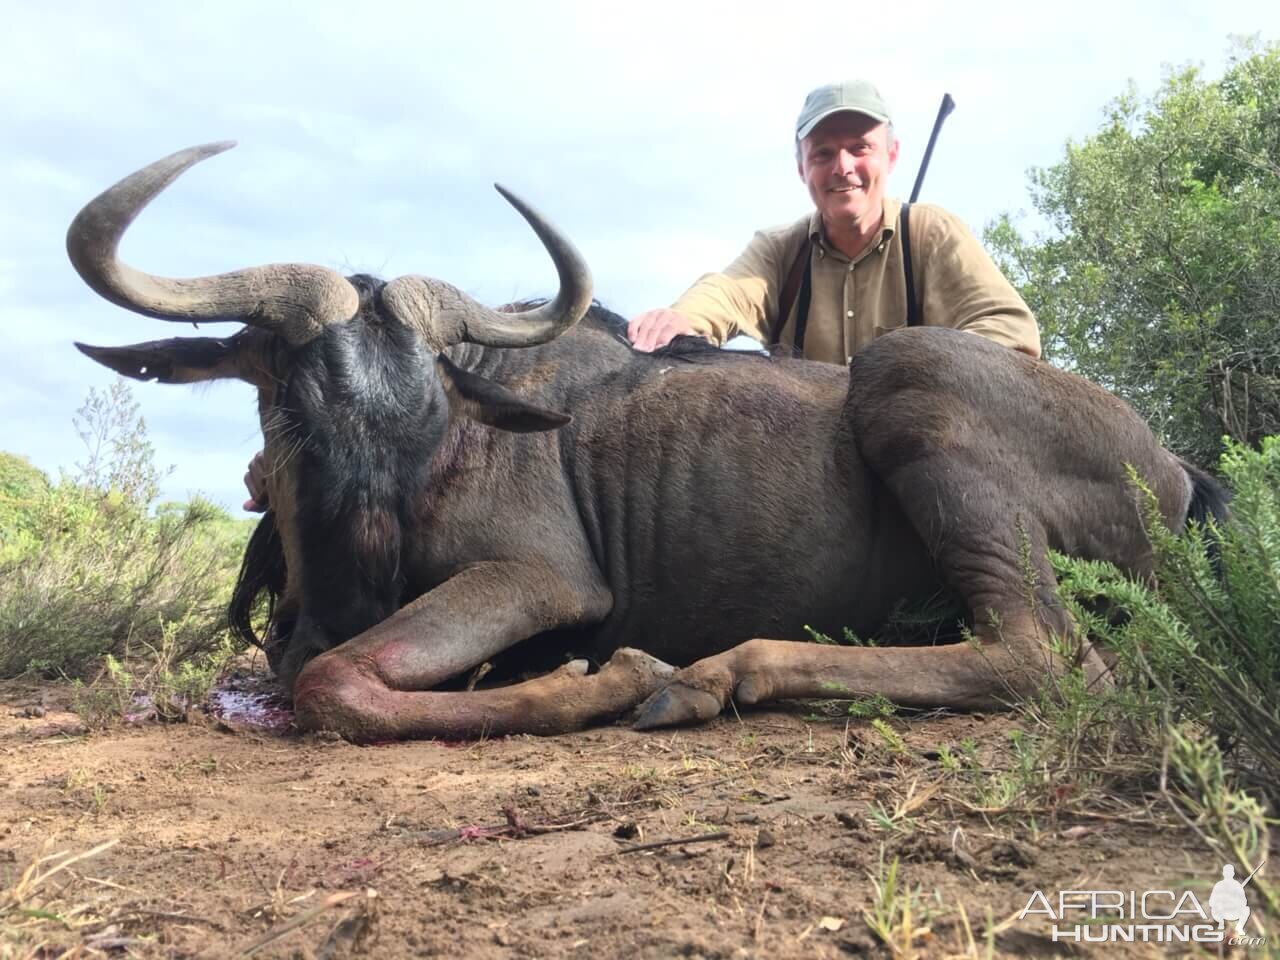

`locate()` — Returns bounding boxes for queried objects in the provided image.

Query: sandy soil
[0,669,1270,959]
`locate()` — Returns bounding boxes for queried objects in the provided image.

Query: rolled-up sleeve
[671,226,795,346]
[919,206,1041,358]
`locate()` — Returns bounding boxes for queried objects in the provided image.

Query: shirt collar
[809,196,901,251]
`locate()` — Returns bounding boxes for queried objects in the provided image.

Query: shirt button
[877,242,886,254]
[846,355,853,364]
[846,310,854,318]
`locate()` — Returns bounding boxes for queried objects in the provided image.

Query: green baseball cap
[795,80,892,140]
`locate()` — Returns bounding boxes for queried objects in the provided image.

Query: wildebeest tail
[1179,457,1231,529]
[229,512,288,651]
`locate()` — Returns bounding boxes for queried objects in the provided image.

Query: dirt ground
[0,667,1271,959]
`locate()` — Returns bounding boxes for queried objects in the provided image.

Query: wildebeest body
[69,142,1225,741]
[407,318,931,671]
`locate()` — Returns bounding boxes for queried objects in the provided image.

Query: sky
[3,0,1278,512]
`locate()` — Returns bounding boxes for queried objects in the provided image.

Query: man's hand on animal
[626,307,699,352]
[243,450,269,513]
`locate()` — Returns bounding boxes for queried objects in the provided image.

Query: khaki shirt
[671,198,1040,363]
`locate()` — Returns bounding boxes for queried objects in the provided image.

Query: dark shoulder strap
[777,238,812,352]
[793,255,813,353]
[901,202,921,327]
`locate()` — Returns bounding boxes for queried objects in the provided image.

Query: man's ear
[75,328,280,390]
[887,136,901,174]
[435,354,571,433]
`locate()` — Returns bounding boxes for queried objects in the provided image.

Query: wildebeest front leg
[291,561,672,741]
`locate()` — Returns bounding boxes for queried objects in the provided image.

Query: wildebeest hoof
[734,674,772,705]
[601,647,676,686]
[558,659,590,677]
[632,683,723,729]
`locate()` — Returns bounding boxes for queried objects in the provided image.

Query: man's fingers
[629,310,688,352]
[243,453,270,512]
[636,322,663,353]
[628,309,708,352]
[646,322,677,352]
[630,312,659,352]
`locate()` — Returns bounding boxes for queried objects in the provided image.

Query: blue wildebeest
[68,143,1227,740]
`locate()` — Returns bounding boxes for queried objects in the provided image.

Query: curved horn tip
[492,183,528,212]
[188,140,238,161]
[74,342,116,364]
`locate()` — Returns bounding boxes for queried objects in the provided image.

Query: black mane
[503,298,773,364]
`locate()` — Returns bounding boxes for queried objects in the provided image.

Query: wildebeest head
[68,142,590,676]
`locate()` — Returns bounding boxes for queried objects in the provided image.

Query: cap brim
[796,106,890,140]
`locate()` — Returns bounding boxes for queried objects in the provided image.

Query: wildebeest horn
[66,142,359,346]
[380,185,593,349]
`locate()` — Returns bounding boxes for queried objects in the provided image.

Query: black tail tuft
[1180,457,1231,529]
[1179,457,1231,571]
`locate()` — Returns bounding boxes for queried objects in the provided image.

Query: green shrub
[0,452,51,537]
[1053,436,1280,795]
[0,381,254,679]
[72,619,237,728]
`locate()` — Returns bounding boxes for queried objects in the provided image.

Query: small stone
[756,829,776,849]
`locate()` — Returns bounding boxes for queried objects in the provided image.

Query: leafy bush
[987,39,1280,466]
[0,381,253,679]
[978,437,1279,917]
[71,619,237,728]
[1054,436,1279,795]
[0,452,51,537]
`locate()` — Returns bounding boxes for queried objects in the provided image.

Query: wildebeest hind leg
[635,438,1106,729]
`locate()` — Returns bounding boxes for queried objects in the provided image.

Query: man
[627,79,1040,362]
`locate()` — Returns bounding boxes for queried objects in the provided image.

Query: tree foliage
[987,38,1280,466]
[0,382,253,678]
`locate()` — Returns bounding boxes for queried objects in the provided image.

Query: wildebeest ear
[75,330,279,390]
[435,355,572,433]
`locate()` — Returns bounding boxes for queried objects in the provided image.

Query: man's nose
[835,149,857,175]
